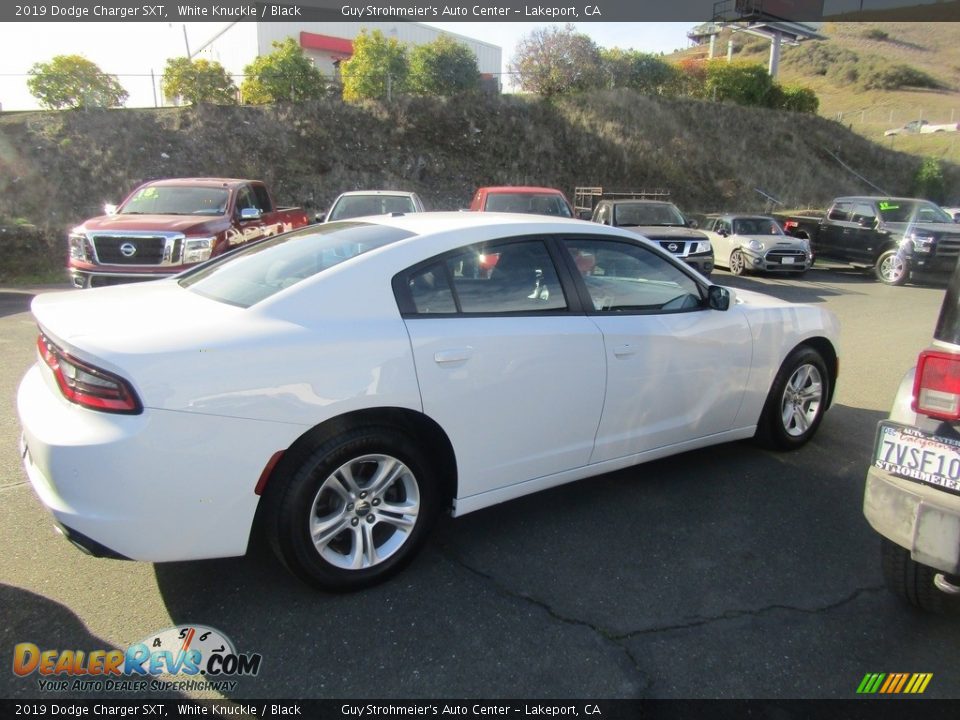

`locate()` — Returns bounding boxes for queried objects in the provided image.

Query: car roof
[833,196,928,203]
[605,200,675,206]
[705,214,776,220]
[142,178,255,189]
[479,186,567,196]
[349,211,595,235]
[335,190,418,198]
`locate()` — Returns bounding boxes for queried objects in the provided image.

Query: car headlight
[68,232,90,261]
[745,239,764,252]
[691,240,712,255]
[904,231,935,253]
[183,237,216,264]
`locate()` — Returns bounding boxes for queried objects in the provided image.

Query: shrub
[913,157,946,204]
[862,64,945,91]
[863,28,889,41]
[779,86,819,114]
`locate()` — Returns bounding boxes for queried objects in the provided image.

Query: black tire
[881,538,960,615]
[755,346,830,450]
[264,426,440,591]
[874,249,909,286]
[729,249,747,276]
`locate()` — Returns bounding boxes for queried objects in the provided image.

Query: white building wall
[194,22,501,85]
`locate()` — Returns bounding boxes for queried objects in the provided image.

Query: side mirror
[718,228,729,237]
[240,207,263,221]
[707,285,730,311]
[857,216,874,228]
[315,212,327,223]
[687,218,699,229]
[578,210,592,221]
[103,203,117,216]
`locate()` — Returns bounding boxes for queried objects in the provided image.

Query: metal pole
[151,69,158,107]
[182,24,191,58]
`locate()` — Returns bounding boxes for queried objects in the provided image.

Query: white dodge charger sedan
[18,213,840,590]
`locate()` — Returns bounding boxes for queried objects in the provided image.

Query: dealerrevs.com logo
[12,625,262,693]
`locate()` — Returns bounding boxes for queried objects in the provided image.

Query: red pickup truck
[68,178,310,288]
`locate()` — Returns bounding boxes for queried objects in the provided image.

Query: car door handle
[613,344,637,357]
[434,348,473,364]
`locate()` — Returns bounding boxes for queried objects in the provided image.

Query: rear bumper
[864,465,960,574]
[17,363,300,563]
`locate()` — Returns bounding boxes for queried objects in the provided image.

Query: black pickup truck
[777,196,960,286]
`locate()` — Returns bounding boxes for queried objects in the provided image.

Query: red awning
[300,32,354,57]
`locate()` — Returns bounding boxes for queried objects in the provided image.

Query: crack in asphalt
[438,544,886,689]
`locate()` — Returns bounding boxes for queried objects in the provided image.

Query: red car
[468,186,574,217]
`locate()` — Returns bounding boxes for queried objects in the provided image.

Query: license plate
[781,257,795,264]
[874,421,960,496]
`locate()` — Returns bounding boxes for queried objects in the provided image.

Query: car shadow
[0,584,187,700]
[0,291,36,320]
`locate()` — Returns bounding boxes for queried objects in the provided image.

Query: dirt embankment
[1,92,955,280]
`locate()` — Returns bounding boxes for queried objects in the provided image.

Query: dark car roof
[603,200,676,206]
[706,214,776,220]
[832,196,929,204]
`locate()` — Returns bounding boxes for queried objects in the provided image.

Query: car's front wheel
[755,346,830,450]
[875,249,909,286]
[881,538,960,615]
[729,249,747,276]
[265,427,439,591]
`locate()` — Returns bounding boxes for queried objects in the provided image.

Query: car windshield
[614,203,685,227]
[179,222,414,308]
[877,200,953,224]
[483,193,572,217]
[120,186,230,216]
[329,195,416,221]
[732,217,784,235]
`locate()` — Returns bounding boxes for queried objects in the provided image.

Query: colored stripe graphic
[857,673,932,694]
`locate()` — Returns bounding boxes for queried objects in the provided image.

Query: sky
[0,22,696,111]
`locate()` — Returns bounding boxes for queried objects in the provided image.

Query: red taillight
[913,349,960,421]
[37,334,142,414]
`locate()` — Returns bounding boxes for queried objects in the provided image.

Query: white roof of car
[335,190,419,198]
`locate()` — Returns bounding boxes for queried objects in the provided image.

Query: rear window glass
[179,222,413,308]
[329,195,416,221]
[483,193,572,217]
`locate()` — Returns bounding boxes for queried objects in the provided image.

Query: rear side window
[180,222,413,308]
[400,239,568,315]
[827,203,852,222]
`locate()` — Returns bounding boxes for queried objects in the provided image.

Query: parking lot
[1,265,956,700]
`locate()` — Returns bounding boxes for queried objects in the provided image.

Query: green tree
[409,36,480,96]
[241,38,326,104]
[27,55,128,109]
[161,58,237,105]
[340,29,409,102]
[705,61,778,107]
[913,158,946,204]
[509,24,604,97]
[600,49,677,95]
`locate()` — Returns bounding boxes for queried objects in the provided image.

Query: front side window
[733,217,784,235]
[563,239,703,313]
[404,239,568,315]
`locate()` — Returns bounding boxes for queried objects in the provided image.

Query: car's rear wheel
[875,249,909,286]
[755,346,829,450]
[729,249,746,276]
[881,538,960,615]
[265,427,439,591]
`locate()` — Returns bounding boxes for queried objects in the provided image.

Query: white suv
[864,266,960,613]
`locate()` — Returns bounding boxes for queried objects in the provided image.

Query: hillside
[679,21,960,162]
[1,91,958,280]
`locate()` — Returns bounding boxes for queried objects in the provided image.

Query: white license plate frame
[874,421,960,497]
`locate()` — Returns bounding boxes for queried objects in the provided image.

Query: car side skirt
[451,425,757,517]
